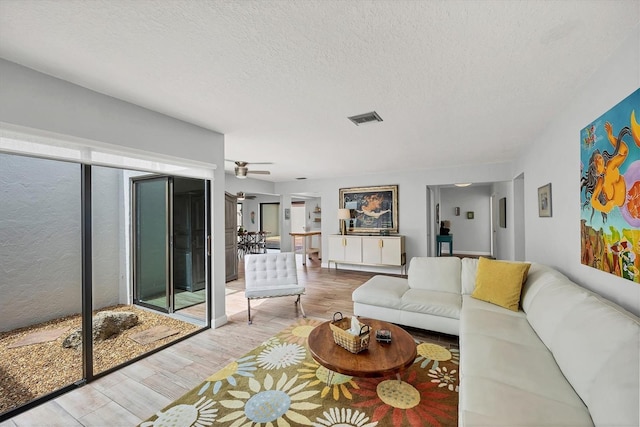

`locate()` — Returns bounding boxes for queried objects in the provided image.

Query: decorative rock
[63,311,138,349]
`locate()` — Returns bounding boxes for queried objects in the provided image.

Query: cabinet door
[328,236,346,261]
[344,236,362,263]
[380,237,402,265]
[361,237,382,264]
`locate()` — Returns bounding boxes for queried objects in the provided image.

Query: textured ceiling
[1,0,638,182]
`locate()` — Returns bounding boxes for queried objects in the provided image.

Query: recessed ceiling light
[455,183,472,187]
[348,111,383,126]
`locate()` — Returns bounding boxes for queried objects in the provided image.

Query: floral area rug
[140,318,459,427]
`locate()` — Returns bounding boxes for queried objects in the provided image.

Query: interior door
[225,192,238,282]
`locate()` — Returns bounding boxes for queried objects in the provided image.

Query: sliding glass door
[133,177,171,312]
[173,178,207,312]
[1,144,211,419]
[133,176,208,314]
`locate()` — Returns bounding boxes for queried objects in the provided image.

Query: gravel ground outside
[0,305,200,415]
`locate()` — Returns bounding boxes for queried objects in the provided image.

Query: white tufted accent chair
[244,252,306,324]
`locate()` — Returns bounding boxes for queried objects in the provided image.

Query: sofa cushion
[351,275,409,310]
[400,289,461,319]
[523,269,589,348]
[460,295,593,426]
[522,266,639,427]
[459,377,593,427]
[471,258,530,311]
[520,262,570,313]
[550,294,639,427]
[461,296,530,343]
[408,256,461,293]
[461,257,479,295]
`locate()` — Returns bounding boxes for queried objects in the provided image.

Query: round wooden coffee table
[307,318,417,379]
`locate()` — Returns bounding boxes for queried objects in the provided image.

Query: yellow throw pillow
[471,257,531,311]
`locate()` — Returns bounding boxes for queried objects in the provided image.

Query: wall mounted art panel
[580,88,640,283]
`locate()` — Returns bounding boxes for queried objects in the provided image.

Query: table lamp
[338,208,351,235]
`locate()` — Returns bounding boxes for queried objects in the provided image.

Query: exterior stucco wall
[0,154,82,331]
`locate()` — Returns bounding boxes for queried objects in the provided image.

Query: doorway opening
[260,202,281,250]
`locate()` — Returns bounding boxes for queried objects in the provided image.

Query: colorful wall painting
[580,88,640,282]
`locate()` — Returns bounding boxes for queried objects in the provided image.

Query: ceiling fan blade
[247,170,271,175]
[225,159,273,165]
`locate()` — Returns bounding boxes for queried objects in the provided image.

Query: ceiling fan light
[235,166,247,178]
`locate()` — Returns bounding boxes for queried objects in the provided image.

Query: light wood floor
[2,255,458,426]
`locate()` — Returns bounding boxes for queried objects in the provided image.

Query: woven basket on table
[330,312,370,353]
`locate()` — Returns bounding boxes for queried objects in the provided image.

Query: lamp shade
[338,208,351,220]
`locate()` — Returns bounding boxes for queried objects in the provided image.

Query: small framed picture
[538,183,552,217]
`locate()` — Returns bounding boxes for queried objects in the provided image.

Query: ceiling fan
[226,160,272,179]
[236,192,256,200]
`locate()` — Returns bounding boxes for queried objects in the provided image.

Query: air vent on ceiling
[347,111,383,126]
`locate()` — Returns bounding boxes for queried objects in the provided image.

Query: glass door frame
[131,175,173,313]
[131,175,210,315]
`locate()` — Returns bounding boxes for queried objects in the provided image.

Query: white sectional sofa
[352,256,640,427]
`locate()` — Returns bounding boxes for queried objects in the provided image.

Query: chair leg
[296,294,307,318]
[247,299,252,325]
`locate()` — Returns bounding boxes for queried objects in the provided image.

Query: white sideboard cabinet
[327,235,362,264]
[328,235,406,273]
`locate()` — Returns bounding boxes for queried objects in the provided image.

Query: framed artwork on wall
[538,183,552,217]
[339,184,398,234]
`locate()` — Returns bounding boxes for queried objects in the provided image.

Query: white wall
[491,180,515,261]
[513,174,526,261]
[0,59,228,327]
[514,26,640,316]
